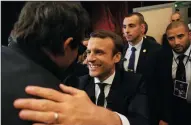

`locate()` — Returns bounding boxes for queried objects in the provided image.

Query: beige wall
[134,3,174,44]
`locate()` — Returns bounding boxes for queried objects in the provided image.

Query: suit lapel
[84,78,96,104]
[106,70,124,111]
[122,43,129,58]
[167,51,173,79]
[120,43,129,70]
[106,70,142,113]
[136,38,148,73]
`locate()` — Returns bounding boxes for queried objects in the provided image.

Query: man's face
[122,15,144,44]
[167,26,191,54]
[171,13,181,22]
[86,37,121,81]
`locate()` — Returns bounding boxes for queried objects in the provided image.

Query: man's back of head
[11,2,89,55]
[2,2,90,125]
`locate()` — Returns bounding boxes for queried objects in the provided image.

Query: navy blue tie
[128,47,136,72]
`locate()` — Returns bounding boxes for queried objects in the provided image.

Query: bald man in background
[162,12,183,52]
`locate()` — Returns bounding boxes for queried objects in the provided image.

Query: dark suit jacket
[145,35,157,44]
[1,42,79,125]
[158,49,191,125]
[120,38,162,125]
[79,70,150,125]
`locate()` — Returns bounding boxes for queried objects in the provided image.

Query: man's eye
[177,34,184,39]
[167,37,174,41]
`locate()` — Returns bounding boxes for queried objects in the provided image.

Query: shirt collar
[94,71,115,85]
[128,37,143,50]
[173,44,191,60]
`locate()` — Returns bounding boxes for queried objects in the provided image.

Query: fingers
[19,110,61,124]
[59,84,80,95]
[32,123,59,125]
[14,99,61,112]
[25,86,71,102]
[33,124,46,125]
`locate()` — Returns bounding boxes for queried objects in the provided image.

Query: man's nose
[175,38,181,45]
[87,53,96,62]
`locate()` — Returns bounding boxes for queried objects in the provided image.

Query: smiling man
[79,30,150,125]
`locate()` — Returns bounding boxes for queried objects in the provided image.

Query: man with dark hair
[14,30,149,125]
[159,21,191,125]
[80,30,149,125]
[2,1,89,125]
[121,12,162,125]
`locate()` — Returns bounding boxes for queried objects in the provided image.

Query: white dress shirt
[123,38,143,72]
[172,45,191,84]
[94,71,130,125]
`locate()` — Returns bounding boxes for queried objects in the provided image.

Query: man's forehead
[168,26,187,33]
[167,27,186,36]
[123,15,139,24]
[88,37,113,47]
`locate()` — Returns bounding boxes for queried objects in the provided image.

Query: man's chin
[174,47,184,54]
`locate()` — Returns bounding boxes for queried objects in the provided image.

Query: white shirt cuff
[115,112,130,125]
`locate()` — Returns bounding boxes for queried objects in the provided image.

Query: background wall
[134,3,174,44]
[1,1,172,46]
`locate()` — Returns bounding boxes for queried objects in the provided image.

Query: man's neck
[95,69,115,83]
[128,36,143,46]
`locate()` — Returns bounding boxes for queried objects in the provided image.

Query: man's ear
[113,52,122,63]
[189,31,191,37]
[141,24,145,34]
[63,37,73,50]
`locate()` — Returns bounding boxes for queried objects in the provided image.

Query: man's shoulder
[120,70,142,83]
[2,45,60,88]
[78,74,92,89]
[143,37,161,48]
[142,37,162,55]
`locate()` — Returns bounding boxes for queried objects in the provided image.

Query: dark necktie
[97,83,107,106]
[128,47,136,72]
[176,54,186,82]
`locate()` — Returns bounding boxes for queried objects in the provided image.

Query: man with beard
[159,21,191,125]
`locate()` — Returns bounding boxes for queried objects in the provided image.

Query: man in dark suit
[2,2,89,125]
[121,12,162,125]
[13,30,149,125]
[159,21,191,125]
[79,30,149,125]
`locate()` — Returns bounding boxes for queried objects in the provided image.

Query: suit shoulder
[79,74,91,89]
[143,38,162,53]
[120,70,142,84]
[123,71,142,79]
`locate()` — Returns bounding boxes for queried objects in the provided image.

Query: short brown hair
[90,30,124,55]
[125,12,145,24]
[166,21,189,33]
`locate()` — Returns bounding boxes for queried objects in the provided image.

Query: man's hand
[14,84,121,125]
[159,120,168,125]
